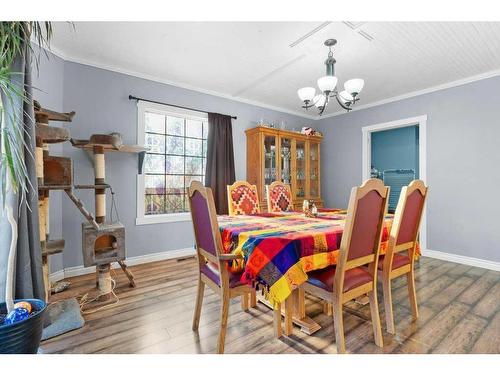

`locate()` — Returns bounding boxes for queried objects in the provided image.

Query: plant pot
[0,298,46,354]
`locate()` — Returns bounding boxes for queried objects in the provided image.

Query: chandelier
[297,39,364,115]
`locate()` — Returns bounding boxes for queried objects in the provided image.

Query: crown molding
[44,45,317,121]
[318,68,500,120]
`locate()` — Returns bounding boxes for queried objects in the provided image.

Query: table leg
[257,291,322,336]
[288,289,322,336]
[295,288,306,319]
[284,295,293,335]
[273,303,282,338]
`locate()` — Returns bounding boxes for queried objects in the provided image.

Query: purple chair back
[188,182,220,259]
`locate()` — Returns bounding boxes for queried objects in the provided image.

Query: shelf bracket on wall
[138,151,146,175]
[71,136,148,174]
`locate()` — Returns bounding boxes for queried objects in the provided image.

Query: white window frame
[136,100,208,225]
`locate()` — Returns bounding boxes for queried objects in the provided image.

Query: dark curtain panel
[205,113,236,214]
[0,45,45,302]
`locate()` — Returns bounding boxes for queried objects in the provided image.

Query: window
[136,101,208,225]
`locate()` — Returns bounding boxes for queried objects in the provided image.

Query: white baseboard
[422,249,500,272]
[49,247,196,281]
[49,269,66,284]
[50,247,499,282]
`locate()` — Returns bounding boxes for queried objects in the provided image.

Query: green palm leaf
[0,22,52,208]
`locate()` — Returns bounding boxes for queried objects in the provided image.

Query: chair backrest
[335,179,389,291]
[266,181,294,213]
[227,181,260,216]
[188,181,222,263]
[383,180,428,271]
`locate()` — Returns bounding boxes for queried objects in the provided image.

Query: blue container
[0,299,46,354]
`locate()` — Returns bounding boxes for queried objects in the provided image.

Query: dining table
[217,209,416,337]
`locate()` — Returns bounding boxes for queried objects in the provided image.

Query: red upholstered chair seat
[378,253,411,270]
[306,266,372,293]
[201,262,245,288]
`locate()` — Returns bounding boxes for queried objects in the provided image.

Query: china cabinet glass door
[309,142,320,198]
[264,135,277,186]
[280,137,292,185]
[295,140,306,199]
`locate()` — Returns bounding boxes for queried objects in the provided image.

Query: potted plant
[0,21,52,354]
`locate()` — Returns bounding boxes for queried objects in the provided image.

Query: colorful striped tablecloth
[218,211,402,306]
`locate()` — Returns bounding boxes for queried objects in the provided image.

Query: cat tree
[34,101,75,301]
[34,101,147,309]
[71,134,145,306]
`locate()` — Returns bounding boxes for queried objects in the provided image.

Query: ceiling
[50,22,500,118]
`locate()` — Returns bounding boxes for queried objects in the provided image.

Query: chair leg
[382,276,395,334]
[273,303,282,338]
[407,270,419,320]
[250,290,257,308]
[192,278,205,331]
[368,290,384,348]
[241,294,249,311]
[333,298,346,354]
[217,292,230,354]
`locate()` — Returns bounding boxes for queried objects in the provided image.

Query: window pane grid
[144,115,207,215]
[146,130,206,141]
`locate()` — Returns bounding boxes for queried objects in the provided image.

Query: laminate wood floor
[40,256,500,354]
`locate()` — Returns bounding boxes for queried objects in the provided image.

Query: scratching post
[97,264,112,302]
[34,100,74,301]
[94,145,106,224]
[38,190,49,302]
[92,145,112,301]
[35,137,44,186]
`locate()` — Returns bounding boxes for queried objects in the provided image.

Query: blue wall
[371,125,419,178]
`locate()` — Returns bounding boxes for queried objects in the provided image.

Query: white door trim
[361,115,427,250]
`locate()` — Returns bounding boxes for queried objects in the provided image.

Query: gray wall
[59,61,313,268]
[32,50,65,273]
[316,76,500,262]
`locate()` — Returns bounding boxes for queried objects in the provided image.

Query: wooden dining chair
[300,178,389,353]
[380,179,428,334]
[266,181,294,213]
[227,180,260,216]
[188,181,257,354]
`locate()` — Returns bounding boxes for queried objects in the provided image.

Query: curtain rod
[128,95,237,120]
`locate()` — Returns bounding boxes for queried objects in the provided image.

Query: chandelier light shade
[339,90,353,103]
[314,94,326,108]
[344,78,365,96]
[317,76,337,93]
[297,38,364,115]
[297,87,316,102]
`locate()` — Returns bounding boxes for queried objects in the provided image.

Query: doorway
[371,125,419,213]
[362,115,427,250]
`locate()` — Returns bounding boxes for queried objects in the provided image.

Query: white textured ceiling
[50,22,500,118]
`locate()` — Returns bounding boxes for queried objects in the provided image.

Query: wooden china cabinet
[245,126,323,211]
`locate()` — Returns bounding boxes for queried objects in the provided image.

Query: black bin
[0,299,46,354]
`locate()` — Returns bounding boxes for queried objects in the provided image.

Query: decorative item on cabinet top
[245,126,323,212]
